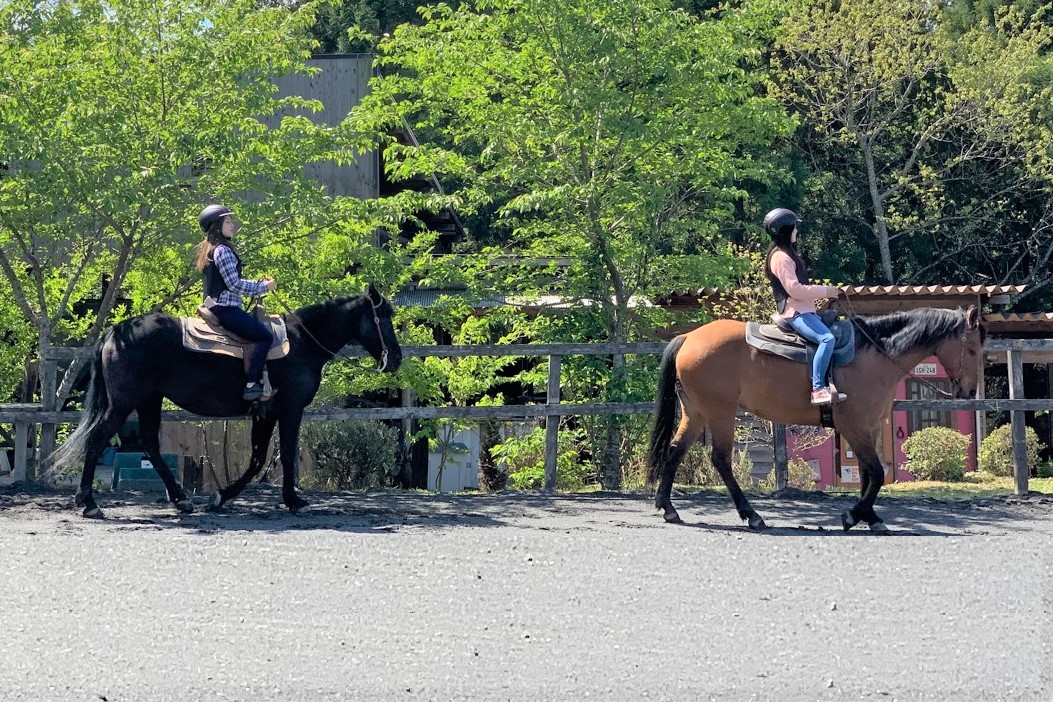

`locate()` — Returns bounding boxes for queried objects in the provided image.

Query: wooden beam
[1008,349,1029,496]
[543,355,561,492]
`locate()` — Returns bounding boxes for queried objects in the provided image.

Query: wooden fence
[0,338,1049,494]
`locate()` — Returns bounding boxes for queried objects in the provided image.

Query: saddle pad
[745,318,855,366]
[181,314,290,360]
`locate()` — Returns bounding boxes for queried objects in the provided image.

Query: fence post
[772,423,788,490]
[543,354,562,492]
[36,351,58,482]
[1007,349,1028,496]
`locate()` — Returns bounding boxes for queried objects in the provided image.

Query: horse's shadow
[6,484,1050,536]
[663,489,1053,537]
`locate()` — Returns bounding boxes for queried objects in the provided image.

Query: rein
[267,290,390,372]
[837,291,970,398]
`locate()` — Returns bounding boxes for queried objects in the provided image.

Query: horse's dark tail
[647,335,686,487]
[50,337,109,472]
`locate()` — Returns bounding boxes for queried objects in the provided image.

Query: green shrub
[300,420,399,490]
[901,426,970,482]
[491,425,589,491]
[764,457,819,490]
[978,424,1045,477]
[1038,463,1053,479]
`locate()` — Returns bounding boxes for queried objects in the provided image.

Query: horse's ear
[965,305,980,331]
[366,283,379,302]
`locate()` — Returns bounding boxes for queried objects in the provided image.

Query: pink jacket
[769,250,839,318]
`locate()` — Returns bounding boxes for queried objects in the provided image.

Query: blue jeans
[210,305,273,383]
[788,312,835,390]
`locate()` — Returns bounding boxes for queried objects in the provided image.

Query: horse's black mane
[852,308,970,358]
[293,294,361,323]
[291,292,390,325]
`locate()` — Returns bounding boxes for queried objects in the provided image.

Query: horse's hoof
[174,498,195,514]
[286,496,310,514]
[661,508,682,524]
[82,505,104,519]
[748,514,768,530]
[841,510,858,531]
[868,521,890,534]
[207,491,224,511]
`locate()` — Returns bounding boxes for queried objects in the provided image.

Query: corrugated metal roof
[985,312,1053,321]
[841,285,1025,296]
[392,289,507,308]
[983,312,1053,332]
[673,285,1025,297]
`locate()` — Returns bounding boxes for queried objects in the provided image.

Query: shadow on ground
[2,483,1051,537]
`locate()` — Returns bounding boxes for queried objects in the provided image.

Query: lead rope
[837,290,958,398]
[266,291,389,373]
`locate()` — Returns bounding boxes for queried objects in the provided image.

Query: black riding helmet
[763,207,802,248]
[198,204,233,233]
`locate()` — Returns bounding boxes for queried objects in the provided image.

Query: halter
[270,290,391,372]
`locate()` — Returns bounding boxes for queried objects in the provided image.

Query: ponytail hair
[194,223,234,271]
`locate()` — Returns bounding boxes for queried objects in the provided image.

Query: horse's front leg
[840,439,889,534]
[209,415,277,511]
[276,410,309,514]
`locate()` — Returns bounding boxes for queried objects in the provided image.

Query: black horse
[53,284,403,518]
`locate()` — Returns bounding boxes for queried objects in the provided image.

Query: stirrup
[829,383,848,403]
[243,382,264,401]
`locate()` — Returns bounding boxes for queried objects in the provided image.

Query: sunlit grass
[851,472,1053,499]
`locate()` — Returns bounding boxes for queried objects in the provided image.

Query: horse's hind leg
[654,410,704,524]
[209,415,276,511]
[76,410,130,519]
[709,417,766,529]
[137,397,194,513]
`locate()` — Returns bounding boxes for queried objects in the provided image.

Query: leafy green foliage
[978,424,1046,476]
[300,420,400,489]
[771,0,1053,296]
[0,0,368,403]
[901,426,972,482]
[491,425,589,490]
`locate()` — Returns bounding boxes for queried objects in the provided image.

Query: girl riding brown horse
[648,305,984,532]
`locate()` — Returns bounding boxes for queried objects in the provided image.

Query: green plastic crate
[113,452,180,491]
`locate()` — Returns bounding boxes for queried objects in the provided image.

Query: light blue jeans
[788,312,835,390]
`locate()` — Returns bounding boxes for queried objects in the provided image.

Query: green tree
[0,0,420,464]
[355,0,793,487]
[771,0,1053,294]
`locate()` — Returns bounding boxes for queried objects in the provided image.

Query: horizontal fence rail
[2,339,1049,494]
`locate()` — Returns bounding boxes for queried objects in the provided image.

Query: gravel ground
[1,484,1051,702]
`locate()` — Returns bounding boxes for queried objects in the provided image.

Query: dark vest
[765,246,808,314]
[203,244,242,302]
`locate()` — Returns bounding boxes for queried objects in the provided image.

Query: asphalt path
[1,485,1051,701]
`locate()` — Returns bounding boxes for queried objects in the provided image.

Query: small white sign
[140,458,152,470]
[841,465,859,483]
[913,362,938,376]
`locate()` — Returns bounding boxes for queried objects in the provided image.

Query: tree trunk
[477,419,506,492]
[860,136,895,283]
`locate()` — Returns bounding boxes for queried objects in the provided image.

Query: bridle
[369,293,391,372]
[269,290,392,372]
[838,291,978,399]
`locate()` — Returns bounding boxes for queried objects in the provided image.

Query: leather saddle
[181,304,291,365]
[745,309,855,366]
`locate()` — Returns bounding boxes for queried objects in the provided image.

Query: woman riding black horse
[195,204,276,401]
[53,283,403,518]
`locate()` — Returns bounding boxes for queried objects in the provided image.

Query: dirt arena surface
[2,484,1051,701]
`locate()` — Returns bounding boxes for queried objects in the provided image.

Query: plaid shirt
[212,245,269,307]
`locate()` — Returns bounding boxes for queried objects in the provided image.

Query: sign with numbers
[913,362,938,376]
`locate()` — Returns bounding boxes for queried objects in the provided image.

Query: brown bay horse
[647,306,984,532]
